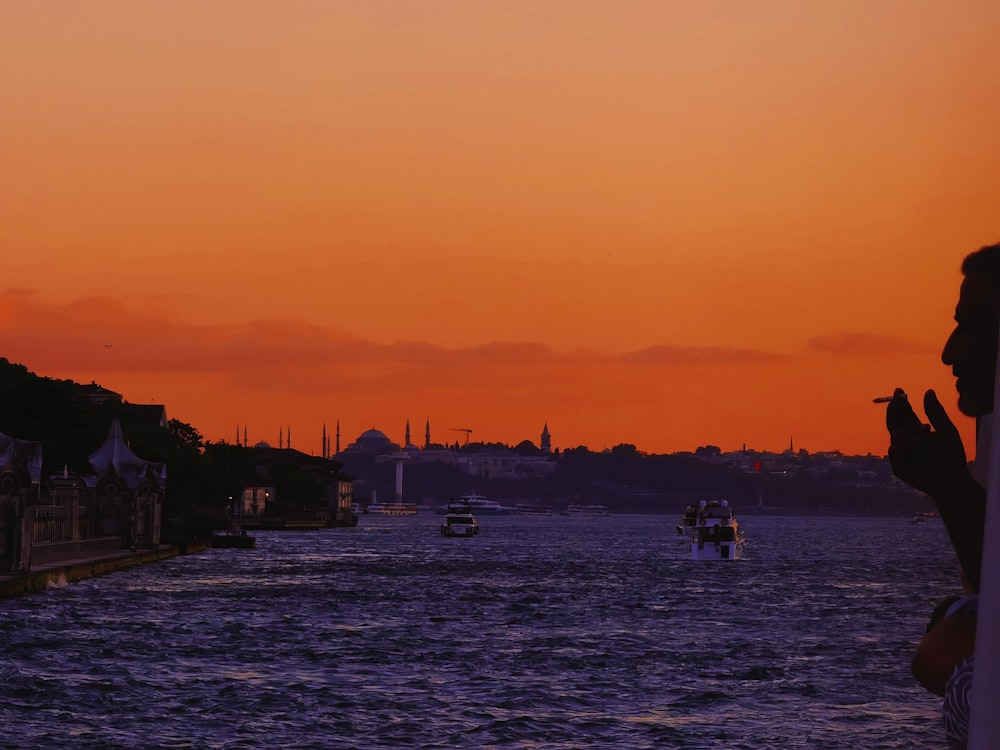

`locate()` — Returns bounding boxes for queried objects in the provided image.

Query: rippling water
[0,514,960,749]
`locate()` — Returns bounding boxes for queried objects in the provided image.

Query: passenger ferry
[564,504,610,517]
[677,499,745,560]
[515,503,554,516]
[366,501,419,516]
[440,500,479,537]
[435,492,515,516]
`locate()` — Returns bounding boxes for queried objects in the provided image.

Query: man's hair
[962,243,1000,282]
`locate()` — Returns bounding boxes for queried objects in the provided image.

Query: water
[0,514,960,749]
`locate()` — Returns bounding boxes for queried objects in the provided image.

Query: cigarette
[872,396,893,404]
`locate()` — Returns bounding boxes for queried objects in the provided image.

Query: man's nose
[942,329,958,366]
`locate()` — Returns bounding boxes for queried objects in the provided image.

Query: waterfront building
[85,418,166,549]
[0,431,42,571]
[0,419,167,572]
[244,444,355,528]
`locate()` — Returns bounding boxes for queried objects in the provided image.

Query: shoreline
[0,540,210,600]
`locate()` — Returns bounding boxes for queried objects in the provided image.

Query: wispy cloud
[807,332,934,356]
[618,345,790,366]
[0,290,789,380]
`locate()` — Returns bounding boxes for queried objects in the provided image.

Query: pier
[0,540,209,599]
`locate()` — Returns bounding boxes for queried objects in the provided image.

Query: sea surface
[0,513,961,749]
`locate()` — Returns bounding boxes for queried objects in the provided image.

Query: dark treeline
[2,358,928,523]
[0,359,262,539]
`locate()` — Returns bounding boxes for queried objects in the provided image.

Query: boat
[678,499,745,561]
[439,500,479,537]
[211,529,256,548]
[211,501,256,549]
[366,501,419,516]
[515,503,553,516]
[911,511,937,524]
[563,504,610,517]
[435,492,515,516]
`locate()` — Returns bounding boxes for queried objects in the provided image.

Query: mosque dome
[348,428,398,455]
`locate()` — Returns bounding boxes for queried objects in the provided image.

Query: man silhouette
[886,242,1000,748]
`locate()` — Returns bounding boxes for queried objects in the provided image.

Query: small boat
[367,501,419,516]
[440,500,479,537]
[563,504,610,517]
[911,511,937,524]
[212,501,257,549]
[435,492,515,516]
[678,499,745,561]
[211,529,256,549]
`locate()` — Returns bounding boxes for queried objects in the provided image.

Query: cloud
[617,345,790,366]
[0,290,790,394]
[807,332,934,356]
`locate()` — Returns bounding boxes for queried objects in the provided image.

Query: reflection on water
[1,514,957,749]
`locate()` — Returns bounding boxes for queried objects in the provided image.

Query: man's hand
[887,389,971,496]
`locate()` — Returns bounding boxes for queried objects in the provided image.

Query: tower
[336,419,341,455]
[425,420,431,450]
[322,422,328,459]
[541,423,551,454]
[405,420,411,447]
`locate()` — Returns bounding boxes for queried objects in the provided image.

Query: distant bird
[104,344,113,348]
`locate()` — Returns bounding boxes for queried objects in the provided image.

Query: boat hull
[690,540,742,561]
[211,533,256,549]
[440,524,478,537]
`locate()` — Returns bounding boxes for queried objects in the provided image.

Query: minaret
[541,423,551,454]
[235,425,239,446]
[322,422,328,459]
[287,425,292,450]
[279,427,283,449]
[244,425,248,447]
[425,420,431,450]
[336,419,341,455]
[405,420,411,448]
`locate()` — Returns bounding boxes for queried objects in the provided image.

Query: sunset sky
[2,1,998,457]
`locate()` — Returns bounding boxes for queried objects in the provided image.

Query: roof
[87,419,166,489]
[0,431,43,484]
[122,403,169,431]
[77,381,123,403]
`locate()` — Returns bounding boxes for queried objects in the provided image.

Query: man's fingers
[924,389,961,439]
[887,389,922,435]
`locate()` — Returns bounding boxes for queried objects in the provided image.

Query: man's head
[943,243,1000,416]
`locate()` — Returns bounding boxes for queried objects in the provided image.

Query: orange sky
[2,1,998,457]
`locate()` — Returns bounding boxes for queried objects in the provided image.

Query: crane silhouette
[450,428,473,446]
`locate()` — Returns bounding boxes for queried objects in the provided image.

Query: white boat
[440,500,479,537]
[435,492,515,516]
[366,501,418,516]
[564,504,609,517]
[678,499,745,560]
